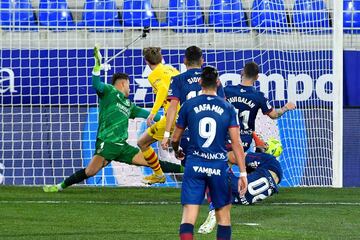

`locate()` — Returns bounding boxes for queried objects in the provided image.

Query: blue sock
[217,224,231,240]
[209,202,215,211]
[179,223,194,240]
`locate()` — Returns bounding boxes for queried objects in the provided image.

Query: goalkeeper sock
[142,147,164,176]
[217,225,231,240]
[179,223,194,240]
[62,169,89,188]
[159,160,184,173]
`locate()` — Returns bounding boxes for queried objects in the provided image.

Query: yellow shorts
[146,116,175,141]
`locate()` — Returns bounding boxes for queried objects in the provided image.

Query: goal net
[0,0,340,187]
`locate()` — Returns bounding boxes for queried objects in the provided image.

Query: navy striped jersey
[168,68,225,104]
[176,95,239,161]
[224,84,273,134]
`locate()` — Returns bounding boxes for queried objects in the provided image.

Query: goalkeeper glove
[93,44,102,73]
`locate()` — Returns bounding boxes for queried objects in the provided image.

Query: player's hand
[146,114,155,127]
[174,147,185,161]
[93,44,102,72]
[285,102,296,111]
[238,176,248,197]
[161,137,169,150]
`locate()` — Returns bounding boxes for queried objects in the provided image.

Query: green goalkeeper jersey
[92,74,144,143]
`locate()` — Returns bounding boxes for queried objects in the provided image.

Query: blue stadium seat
[251,0,288,33]
[38,0,75,31]
[78,0,121,32]
[344,0,360,34]
[293,0,330,34]
[122,0,160,27]
[0,0,37,31]
[208,0,249,33]
[167,0,207,33]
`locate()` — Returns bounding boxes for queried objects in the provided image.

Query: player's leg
[179,158,207,239]
[131,151,184,174]
[43,139,109,192]
[137,118,167,184]
[207,161,233,240]
[198,198,216,234]
[43,155,109,192]
[180,205,200,240]
[215,204,232,240]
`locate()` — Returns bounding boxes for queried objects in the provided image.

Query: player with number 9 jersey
[172,66,247,240]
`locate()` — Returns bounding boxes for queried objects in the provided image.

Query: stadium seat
[167,0,207,33]
[38,0,75,31]
[251,0,289,33]
[122,0,161,27]
[78,0,121,32]
[293,0,330,34]
[0,0,38,31]
[344,0,360,34]
[208,0,249,33]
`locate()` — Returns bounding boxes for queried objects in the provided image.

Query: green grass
[0,187,359,239]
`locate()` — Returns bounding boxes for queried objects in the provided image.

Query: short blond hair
[143,47,162,65]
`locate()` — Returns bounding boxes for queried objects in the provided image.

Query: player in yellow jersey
[137,47,180,185]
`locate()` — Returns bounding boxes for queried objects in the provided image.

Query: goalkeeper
[43,45,181,192]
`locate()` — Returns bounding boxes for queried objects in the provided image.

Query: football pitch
[0,187,359,240]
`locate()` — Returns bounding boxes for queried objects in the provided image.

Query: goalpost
[0,0,342,187]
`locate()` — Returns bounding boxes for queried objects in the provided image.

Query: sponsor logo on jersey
[193,150,226,160]
[116,102,131,116]
[240,89,246,93]
[192,166,221,176]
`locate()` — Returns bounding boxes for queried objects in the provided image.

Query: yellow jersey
[148,63,179,115]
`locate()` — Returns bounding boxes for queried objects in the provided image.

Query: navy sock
[63,168,88,188]
[179,223,194,240]
[217,224,231,240]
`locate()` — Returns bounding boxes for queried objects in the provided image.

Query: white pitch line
[0,200,181,205]
[0,200,359,206]
[270,202,360,206]
[236,223,260,226]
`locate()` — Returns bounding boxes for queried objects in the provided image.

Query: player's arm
[130,104,161,121]
[91,45,112,96]
[229,127,247,196]
[171,103,187,160]
[91,45,105,93]
[259,92,296,119]
[267,102,296,119]
[171,126,185,159]
[228,106,247,196]
[150,78,169,116]
[161,99,179,148]
[161,76,181,149]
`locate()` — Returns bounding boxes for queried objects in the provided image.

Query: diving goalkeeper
[43,45,180,192]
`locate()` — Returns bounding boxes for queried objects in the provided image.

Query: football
[265,138,283,157]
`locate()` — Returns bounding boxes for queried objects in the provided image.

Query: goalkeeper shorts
[94,138,140,164]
